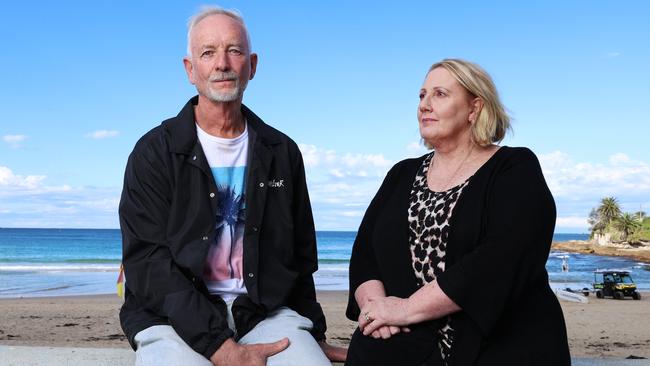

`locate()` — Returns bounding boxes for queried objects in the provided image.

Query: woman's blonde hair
[428,59,511,146]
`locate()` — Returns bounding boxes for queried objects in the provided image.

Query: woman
[345,59,570,365]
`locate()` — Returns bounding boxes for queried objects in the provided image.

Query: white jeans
[134,306,331,366]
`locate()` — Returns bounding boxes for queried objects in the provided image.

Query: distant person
[118,6,345,366]
[345,59,570,365]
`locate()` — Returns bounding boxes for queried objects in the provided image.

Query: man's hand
[210,338,289,366]
[318,340,347,362]
[358,296,410,336]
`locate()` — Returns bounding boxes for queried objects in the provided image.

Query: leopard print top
[408,152,469,364]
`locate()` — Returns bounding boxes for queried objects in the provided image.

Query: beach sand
[1,291,648,359]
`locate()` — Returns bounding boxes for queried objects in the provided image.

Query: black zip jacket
[119,96,326,359]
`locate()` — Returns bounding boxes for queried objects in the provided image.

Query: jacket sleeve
[436,148,556,337]
[345,163,401,320]
[286,147,328,341]
[120,144,233,359]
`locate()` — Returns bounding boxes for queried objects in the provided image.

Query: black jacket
[347,147,570,365]
[119,96,326,359]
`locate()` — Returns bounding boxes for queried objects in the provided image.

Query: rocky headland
[552,239,650,263]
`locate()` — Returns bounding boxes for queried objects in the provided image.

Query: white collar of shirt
[195,119,248,146]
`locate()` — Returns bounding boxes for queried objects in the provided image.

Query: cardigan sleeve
[346,162,402,320]
[436,148,556,336]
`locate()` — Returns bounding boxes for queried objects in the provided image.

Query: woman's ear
[469,97,484,123]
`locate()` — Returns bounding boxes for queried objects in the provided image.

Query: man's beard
[204,71,247,102]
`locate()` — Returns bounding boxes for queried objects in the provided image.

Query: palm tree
[588,208,606,237]
[216,185,244,279]
[598,197,622,225]
[615,213,641,241]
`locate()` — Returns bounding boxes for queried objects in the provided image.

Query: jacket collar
[165,96,282,154]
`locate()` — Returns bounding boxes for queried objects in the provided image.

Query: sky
[1,1,649,232]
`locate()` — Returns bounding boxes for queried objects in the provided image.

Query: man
[119,7,346,366]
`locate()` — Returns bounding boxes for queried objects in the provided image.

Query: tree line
[588,197,647,242]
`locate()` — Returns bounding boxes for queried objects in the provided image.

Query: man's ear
[249,53,258,80]
[183,56,196,85]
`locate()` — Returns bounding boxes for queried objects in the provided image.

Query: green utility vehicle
[593,270,641,300]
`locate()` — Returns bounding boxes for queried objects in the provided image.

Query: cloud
[556,216,589,230]
[299,144,392,179]
[0,165,120,228]
[609,153,631,165]
[63,197,121,211]
[538,151,650,199]
[3,134,27,148]
[606,52,621,58]
[406,141,428,155]
[2,148,648,232]
[3,135,27,143]
[538,151,650,232]
[299,144,336,167]
[87,130,120,139]
[304,146,650,231]
[298,144,394,230]
[0,166,46,189]
[340,210,365,218]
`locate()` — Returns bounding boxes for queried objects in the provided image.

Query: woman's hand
[359,296,411,336]
[360,322,411,339]
[354,281,409,339]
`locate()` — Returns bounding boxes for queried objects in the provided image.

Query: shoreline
[1,292,649,359]
[552,240,650,263]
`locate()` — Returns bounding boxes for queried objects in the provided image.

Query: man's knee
[134,325,212,366]
[241,308,330,366]
[264,307,314,331]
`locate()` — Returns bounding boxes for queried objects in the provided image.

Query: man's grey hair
[186,6,252,58]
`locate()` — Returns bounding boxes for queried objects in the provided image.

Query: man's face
[184,14,257,103]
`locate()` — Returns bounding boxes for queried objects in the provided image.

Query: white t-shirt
[197,122,249,302]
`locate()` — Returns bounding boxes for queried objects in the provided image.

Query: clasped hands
[358,296,411,339]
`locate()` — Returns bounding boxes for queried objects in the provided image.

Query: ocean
[1,229,649,298]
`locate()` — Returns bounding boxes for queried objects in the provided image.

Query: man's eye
[228,49,242,55]
[418,93,425,100]
[201,50,214,57]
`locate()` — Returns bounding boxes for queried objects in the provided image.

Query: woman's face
[418,67,478,147]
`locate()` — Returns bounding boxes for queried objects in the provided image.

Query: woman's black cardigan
[346,147,570,365]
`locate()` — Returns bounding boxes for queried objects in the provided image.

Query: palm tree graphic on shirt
[214,184,246,279]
